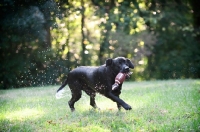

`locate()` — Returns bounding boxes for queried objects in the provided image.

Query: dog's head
[106,57,134,73]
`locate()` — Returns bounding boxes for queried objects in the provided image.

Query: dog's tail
[55,78,68,99]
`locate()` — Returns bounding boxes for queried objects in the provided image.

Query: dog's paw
[124,104,132,110]
[70,108,75,112]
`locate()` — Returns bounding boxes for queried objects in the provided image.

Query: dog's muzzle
[123,66,130,73]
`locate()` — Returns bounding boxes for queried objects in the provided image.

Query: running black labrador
[56,57,134,111]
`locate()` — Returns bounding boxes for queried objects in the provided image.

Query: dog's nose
[124,66,129,71]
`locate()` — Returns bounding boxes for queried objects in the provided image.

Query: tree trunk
[45,25,51,48]
[81,0,86,66]
[190,0,200,78]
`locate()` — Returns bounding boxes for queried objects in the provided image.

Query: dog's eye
[119,60,125,64]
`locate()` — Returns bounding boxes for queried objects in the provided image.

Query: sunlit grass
[6,108,44,121]
[0,79,199,131]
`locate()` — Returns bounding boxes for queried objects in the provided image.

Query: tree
[0,0,62,88]
[1,0,200,89]
[140,0,200,79]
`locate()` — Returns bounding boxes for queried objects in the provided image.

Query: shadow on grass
[47,109,137,132]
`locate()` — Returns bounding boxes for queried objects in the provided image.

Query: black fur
[56,57,134,111]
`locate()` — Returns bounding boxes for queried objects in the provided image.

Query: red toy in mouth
[112,71,133,90]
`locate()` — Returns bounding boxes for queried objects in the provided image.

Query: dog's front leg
[106,92,132,110]
[112,89,122,110]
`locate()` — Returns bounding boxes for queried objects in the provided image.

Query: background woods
[0,0,200,89]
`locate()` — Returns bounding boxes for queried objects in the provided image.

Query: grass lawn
[0,79,200,132]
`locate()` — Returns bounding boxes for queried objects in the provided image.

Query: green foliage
[1,0,200,89]
[143,0,200,79]
[0,0,70,89]
[0,80,199,131]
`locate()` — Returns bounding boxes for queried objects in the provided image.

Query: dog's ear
[106,58,113,66]
[127,59,134,69]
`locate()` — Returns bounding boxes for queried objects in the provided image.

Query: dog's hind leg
[68,90,82,112]
[68,83,82,112]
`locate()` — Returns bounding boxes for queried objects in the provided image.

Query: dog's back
[67,65,111,92]
[56,57,134,111]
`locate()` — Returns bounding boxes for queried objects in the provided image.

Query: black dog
[56,57,134,111]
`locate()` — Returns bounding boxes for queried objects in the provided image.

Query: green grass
[0,79,200,132]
